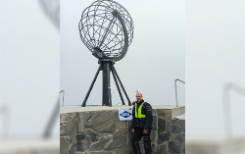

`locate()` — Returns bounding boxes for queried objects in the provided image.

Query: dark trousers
[131,127,152,154]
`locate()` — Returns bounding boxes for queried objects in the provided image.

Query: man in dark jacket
[131,93,153,154]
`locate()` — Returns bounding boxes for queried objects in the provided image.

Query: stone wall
[60,107,185,154]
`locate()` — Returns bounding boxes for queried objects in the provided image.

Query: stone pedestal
[60,105,185,154]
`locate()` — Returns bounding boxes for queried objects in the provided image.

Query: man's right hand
[131,128,134,133]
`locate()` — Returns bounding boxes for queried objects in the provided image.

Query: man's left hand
[143,129,147,134]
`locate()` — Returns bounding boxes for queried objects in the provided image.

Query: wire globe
[78,0,134,61]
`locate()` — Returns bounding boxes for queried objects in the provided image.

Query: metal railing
[175,79,185,107]
[60,90,65,107]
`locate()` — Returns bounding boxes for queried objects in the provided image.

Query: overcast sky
[60,0,185,107]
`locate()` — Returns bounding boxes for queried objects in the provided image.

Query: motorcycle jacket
[131,99,153,132]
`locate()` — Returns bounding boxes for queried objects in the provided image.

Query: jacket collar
[138,99,144,105]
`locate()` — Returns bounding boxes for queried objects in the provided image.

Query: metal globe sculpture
[79,0,134,107]
[79,0,134,61]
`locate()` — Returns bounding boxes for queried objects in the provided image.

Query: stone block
[128,120,133,129]
[76,134,91,152]
[116,146,133,154]
[173,134,185,149]
[150,130,157,143]
[158,143,167,154]
[89,135,112,151]
[158,118,166,134]
[61,114,69,122]
[171,119,179,125]
[105,129,127,149]
[138,137,143,145]
[140,144,144,153]
[128,121,133,145]
[77,112,85,133]
[180,120,185,131]
[169,141,180,153]
[69,117,76,142]
[151,142,157,152]
[60,136,70,153]
[99,133,111,138]
[158,132,170,145]
[152,116,157,130]
[91,152,113,154]
[69,144,76,154]
[116,120,127,130]
[167,125,181,133]
[157,110,171,120]
[60,122,68,136]
[86,112,92,121]
[75,152,87,154]
[87,129,99,142]
[89,111,117,133]
[152,109,157,116]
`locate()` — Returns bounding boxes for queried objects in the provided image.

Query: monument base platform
[60,105,185,154]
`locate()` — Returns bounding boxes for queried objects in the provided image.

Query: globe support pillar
[102,61,112,107]
[81,61,131,107]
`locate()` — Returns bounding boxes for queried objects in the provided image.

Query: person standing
[131,93,153,154]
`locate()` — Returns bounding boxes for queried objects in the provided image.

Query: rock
[116,146,133,154]
[180,120,185,131]
[89,135,112,151]
[151,142,157,152]
[77,112,85,133]
[116,120,127,130]
[87,129,99,142]
[150,130,157,143]
[169,141,180,153]
[60,136,70,153]
[158,132,170,145]
[158,118,166,134]
[89,111,117,133]
[60,122,68,136]
[140,144,144,153]
[61,114,69,122]
[105,129,127,149]
[76,134,91,152]
[157,110,171,120]
[167,125,181,133]
[69,117,76,142]
[158,143,167,154]
[128,121,133,144]
[152,109,157,116]
[152,116,157,130]
[86,112,92,121]
[91,152,113,154]
[171,119,179,125]
[69,144,76,154]
[173,134,185,148]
